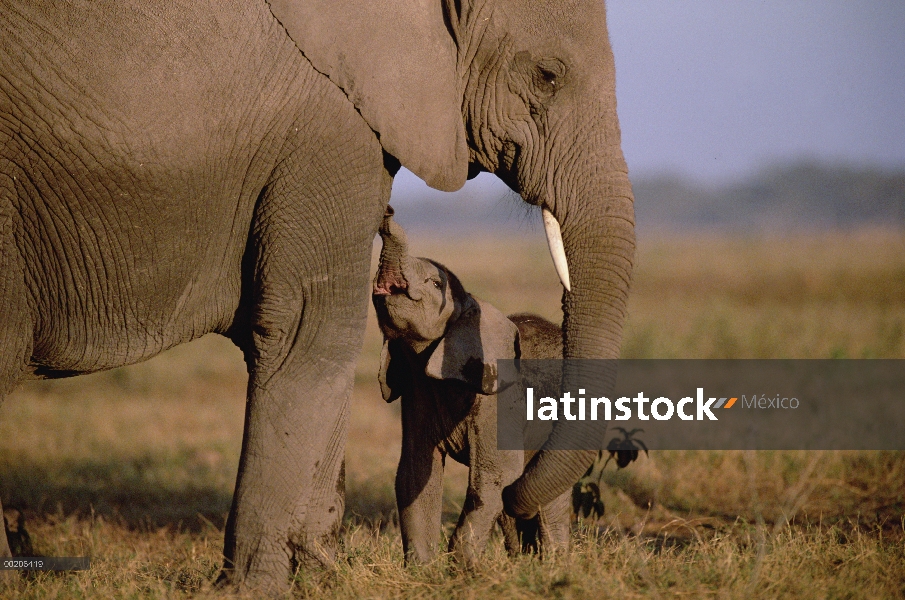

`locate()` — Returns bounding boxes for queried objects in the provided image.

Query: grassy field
[1,228,904,598]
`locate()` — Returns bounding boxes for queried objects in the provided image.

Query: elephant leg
[496,513,520,556]
[0,189,31,582]
[396,438,445,565]
[449,409,523,568]
[0,499,14,588]
[449,486,496,568]
[292,457,347,569]
[0,499,11,559]
[537,489,572,553]
[449,455,522,568]
[218,108,390,590]
[515,514,541,554]
[221,279,363,589]
[512,490,569,555]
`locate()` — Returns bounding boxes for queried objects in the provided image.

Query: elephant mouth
[372,294,414,341]
[372,295,392,325]
[373,288,412,311]
[373,278,407,296]
[373,264,408,296]
[372,290,407,315]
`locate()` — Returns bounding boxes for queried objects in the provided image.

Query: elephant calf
[371,207,569,567]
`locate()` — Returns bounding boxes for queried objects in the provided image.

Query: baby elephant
[372,206,569,568]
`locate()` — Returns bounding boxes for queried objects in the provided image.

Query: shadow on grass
[345,477,397,530]
[0,454,234,533]
[344,476,466,533]
[2,457,463,536]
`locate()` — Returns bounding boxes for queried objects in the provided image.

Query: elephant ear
[425,298,520,395]
[267,0,469,191]
[378,339,410,403]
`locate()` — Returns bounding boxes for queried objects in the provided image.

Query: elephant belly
[0,0,320,373]
[9,148,257,374]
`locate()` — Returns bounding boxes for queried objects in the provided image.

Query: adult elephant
[0,0,634,591]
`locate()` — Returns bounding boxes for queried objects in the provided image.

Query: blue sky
[392,1,905,203]
[608,0,905,182]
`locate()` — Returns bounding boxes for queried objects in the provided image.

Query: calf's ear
[425,298,519,395]
[378,339,410,402]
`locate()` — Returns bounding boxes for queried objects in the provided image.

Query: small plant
[572,428,649,519]
[603,427,649,469]
[572,479,606,520]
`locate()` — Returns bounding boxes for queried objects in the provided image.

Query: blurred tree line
[389,161,905,233]
[634,162,905,230]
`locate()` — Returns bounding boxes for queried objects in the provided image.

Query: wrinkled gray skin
[372,209,569,567]
[0,0,633,590]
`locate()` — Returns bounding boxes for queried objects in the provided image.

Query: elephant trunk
[374,206,410,295]
[506,170,635,517]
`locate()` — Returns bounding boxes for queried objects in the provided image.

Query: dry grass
[2,228,904,598]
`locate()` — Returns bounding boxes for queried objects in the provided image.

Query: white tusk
[542,208,571,292]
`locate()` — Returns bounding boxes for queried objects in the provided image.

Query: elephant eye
[431,279,442,290]
[533,59,567,96]
[539,68,557,86]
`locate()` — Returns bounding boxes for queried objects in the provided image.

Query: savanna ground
[1,226,904,598]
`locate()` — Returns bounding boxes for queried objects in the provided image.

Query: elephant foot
[1,506,25,588]
[516,515,541,554]
[215,536,295,596]
[448,518,497,572]
[216,527,341,594]
[448,539,480,573]
[214,567,291,597]
[497,513,521,557]
[3,508,33,557]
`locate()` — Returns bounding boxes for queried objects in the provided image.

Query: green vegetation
[2,229,903,598]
